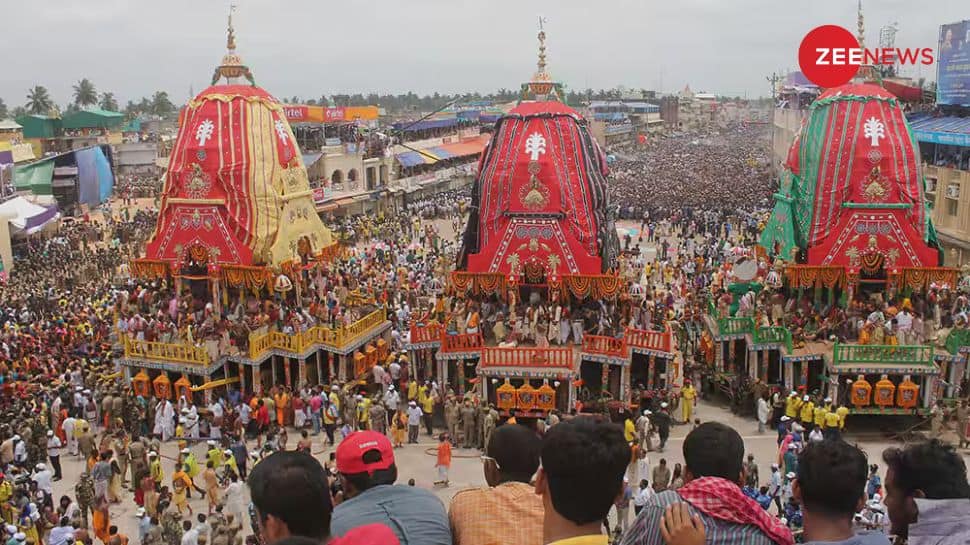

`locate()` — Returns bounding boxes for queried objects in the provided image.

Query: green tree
[150,91,175,117]
[11,106,27,119]
[25,86,53,115]
[0,98,7,120]
[317,95,330,107]
[99,92,118,111]
[73,78,98,107]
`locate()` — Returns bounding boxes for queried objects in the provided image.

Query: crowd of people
[0,114,968,545]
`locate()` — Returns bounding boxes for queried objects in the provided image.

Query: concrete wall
[771,108,805,171]
[116,142,158,166]
[924,165,970,266]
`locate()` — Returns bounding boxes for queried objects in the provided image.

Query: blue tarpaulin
[76,147,114,206]
[396,151,430,167]
[910,116,970,148]
[392,118,459,132]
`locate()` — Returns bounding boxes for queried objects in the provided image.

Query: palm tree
[73,78,98,108]
[25,86,53,115]
[150,91,175,117]
[99,92,118,111]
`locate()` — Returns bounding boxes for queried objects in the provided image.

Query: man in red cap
[331,431,451,545]
[248,450,398,545]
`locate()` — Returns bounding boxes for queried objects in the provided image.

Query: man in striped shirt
[622,422,793,545]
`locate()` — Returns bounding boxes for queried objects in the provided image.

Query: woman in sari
[391,409,407,448]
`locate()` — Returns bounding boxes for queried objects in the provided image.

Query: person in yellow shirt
[624,415,636,444]
[799,395,815,430]
[836,405,849,430]
[823,407,842,440]
[421,388,435,437]
[206,440,224,468]
[680,381,697,423]
[784,391,801,419]
[813,403,827,429]
[356,395,372,431]
[171,464,193,516]
[408,379,419,402]
[222,449,239,478]
[148,451,163,487]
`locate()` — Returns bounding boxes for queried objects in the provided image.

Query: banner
[937,20,970,106]
[283,105,380,123]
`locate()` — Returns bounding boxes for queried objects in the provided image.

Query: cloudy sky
[2,0,966,108]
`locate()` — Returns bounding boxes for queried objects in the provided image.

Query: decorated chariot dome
[760,83,941,272]
[142,12,333,271]
[458,27,619,285]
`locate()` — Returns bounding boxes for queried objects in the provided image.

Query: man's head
[794,440,868,523]
[682,422,744,484]
[335,431,397,498]
[882,439,970,538]
[247,451,332,544]
[483,424,541,486]
[535,416,629,526]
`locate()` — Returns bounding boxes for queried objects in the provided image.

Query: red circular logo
[798,25,861,88]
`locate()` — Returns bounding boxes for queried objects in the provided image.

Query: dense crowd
[0,115,968,545]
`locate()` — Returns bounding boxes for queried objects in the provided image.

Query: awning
[0,196,60,235]
[302,153,323,167]
[395,150,438,167]
[392,118,459,132]
[439,135,490,157]
[317,202,338,212]
[13,159,55,195]
[910,116,970,147]
[334,197,356,207]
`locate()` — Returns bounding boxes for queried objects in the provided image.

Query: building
[586,100,663,147]
[115,141,160,177]
[911,115,970,264]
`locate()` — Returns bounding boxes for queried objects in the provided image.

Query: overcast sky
[2,0,966,108]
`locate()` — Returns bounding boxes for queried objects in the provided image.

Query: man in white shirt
[407,401,423,444]
[633,479,654,516]
[32,463,53,495]
[896,309,913,344]
[238,403,251,426]
[46,430,63,480]
[180,521,198,545]
[48,517,74,545]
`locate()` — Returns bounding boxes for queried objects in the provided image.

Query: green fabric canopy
[13,160,55,195]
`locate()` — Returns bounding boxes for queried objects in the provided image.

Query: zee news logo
[799,25,935,88]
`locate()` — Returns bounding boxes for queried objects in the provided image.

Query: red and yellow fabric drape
[562,274,625,299]
[221,265,275,291]
[130,259,172,280]
[784,265,846,289]
[450,272,508,296]
[897,267,958,290]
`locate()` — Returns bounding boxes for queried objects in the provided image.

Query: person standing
[756,395,770,434]
[406,401,422,444]
[633,480,653,517]
[957,399,969,449]
[881,439,970,545]
[46,430,63,481]
[744,454,759,489]
[535,417,630,545]
[434,434,451,487]
[614,478,633,535]
[652,459,671,493]
[449,424,544,545]
[680,381,697,424]
[768,463,783,514]
[654,403,671,451]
